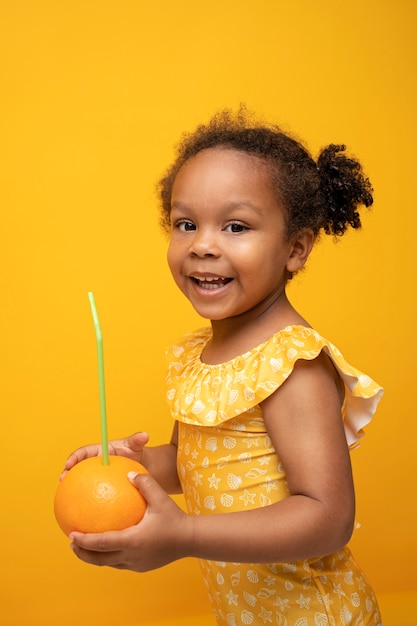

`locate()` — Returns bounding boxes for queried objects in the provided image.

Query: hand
[61,432,150,478]
[69,472,193,572]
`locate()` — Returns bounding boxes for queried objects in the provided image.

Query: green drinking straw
[88,292,109,465]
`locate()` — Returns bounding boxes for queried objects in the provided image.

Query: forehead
[173,147,275,194]
[170,148,287,225]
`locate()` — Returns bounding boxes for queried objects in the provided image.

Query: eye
[225,222,248,233]
[174,219,196,232]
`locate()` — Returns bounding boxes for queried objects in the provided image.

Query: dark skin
[65,148,355,571]
[66,351,353,572]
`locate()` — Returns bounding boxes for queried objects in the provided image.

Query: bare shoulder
[262,349,344,418]
[261,350,354,508]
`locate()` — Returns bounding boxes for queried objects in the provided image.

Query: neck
[203,289,307,365]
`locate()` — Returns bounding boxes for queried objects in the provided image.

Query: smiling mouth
[191,276,232,290]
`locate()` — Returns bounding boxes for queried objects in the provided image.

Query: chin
[191,306,229,321]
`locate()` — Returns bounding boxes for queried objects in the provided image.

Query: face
[167,148,306,322]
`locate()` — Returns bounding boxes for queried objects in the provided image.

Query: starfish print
[191,470,203,486]
[320,593,334,610]
[225,589,239,606]
[257,606,273,624]
[239,489,256,506]
[296,594,311,609]
[233,370,247,384]
[333,583,346,599]
[208,473,221,489]
[258,455,272,466]
[264,477,279,493]
[242,437,259,449]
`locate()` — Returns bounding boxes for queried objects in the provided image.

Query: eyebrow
[170,200,265,216]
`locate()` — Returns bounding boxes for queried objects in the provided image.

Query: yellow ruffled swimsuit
[165,325,384,625]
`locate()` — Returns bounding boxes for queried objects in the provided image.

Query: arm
[186,351,355,562]
[70,352,356,571]
[141,422,182,494]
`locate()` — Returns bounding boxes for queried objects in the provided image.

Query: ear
[286,229,315,274]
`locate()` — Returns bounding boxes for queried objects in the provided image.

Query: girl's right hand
[60,432,150,479]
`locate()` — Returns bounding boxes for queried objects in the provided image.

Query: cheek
[166,242,174,270]
[166,243,181,279]
[232,242,270,269]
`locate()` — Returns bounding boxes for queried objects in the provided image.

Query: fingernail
[128,471,139,482]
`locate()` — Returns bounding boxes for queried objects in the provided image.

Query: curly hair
[157,106,373,240]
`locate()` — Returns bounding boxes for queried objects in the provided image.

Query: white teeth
[191,276,229,290]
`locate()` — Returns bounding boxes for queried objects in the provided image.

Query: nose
[189,227,220,258]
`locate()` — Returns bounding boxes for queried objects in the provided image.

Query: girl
[65,108,384,625]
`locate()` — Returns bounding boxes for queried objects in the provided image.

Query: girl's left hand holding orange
[69,472,192,572]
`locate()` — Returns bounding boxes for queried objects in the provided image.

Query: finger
[128,471,165,505]
[60,452,90,479]
[64,445,102,471]
[70,543,127,568]
[69,528,131,552]
[124,431,150,452]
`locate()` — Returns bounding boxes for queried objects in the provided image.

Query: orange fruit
[54,455,148,535]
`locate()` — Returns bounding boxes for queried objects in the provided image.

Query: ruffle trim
[165,325,383,448]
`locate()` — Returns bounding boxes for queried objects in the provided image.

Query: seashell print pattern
[168,326,383,624]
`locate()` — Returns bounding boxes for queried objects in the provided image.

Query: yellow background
[1,1,416,624]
